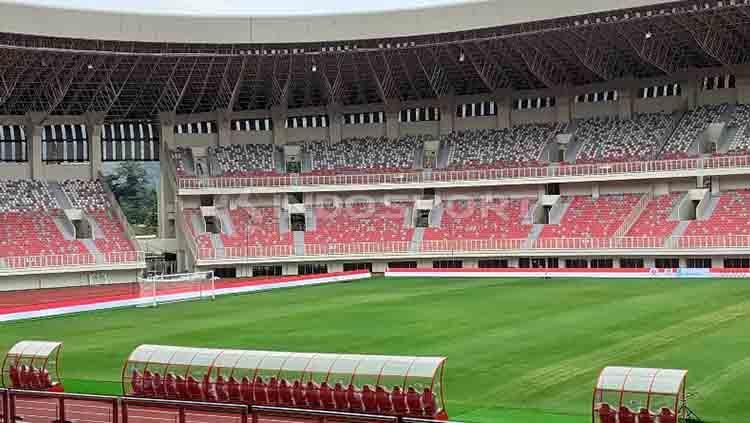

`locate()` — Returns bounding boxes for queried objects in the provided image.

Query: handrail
[0,251,145,271]
[176,206,200,262]
[614,192,652,238]
[174,154,750,191]
[195,234,750,261]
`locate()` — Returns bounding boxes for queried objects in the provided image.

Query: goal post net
[137,271,216,307]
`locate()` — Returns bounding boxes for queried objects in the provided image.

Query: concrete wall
[341,124,386,139]
[511,108,557,125]
[0,163,31,179]
[698,88,737,106]
[399,122,439,137]
[229,131,274,145]
[634,95,688,114]
[287,127,328,143]
[0,269,140,291]
[454,116,497,131]
[572,101,619,120]
[42,163,92,181]
[174,134,219,147]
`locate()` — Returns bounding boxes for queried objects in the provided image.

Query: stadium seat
[29,366,41,389]
[142,369,154,396]
[305,136,425,174]
[539,194,640,240]
[362,385,378,413]
[227,376,241,402]
[333,382,348,410]
[215,375,228,401]
[187,375,202,401]
[658,408,677,423]
[391,386,408,414]
[9,365,20,388]
[241,376,252,403]
[202,374,217,401]
[252,376,268,404]
[376,385,393,413]
[292,380,306,407]
[278,379,294,406]
[176,375,188,399]
[41,369,52,389]
[131,370,143,395]
[575,113,673,163]
[422,388,436,416]
[639,408,655,423]
[618,406,636,423]
[305,381,322,408]
[597,403,616,423]
[406,387,422,415]
[267,376,279,404]
[319,381,335,409]
[152,372,163,398]
[347,384,364,412]
[165,373,178,399]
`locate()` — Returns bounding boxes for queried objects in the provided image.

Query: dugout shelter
[1,341,64,391]
[593,366,687,423]
[123,344,448,418]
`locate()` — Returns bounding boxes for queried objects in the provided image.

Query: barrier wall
[385,268,749,279]
[0,271,371,323]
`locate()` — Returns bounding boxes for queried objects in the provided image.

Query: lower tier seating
[305,203,414,244]
[540,194,640,239]
[423,198,535,243]
[221,208,293,249]
[683,190,750,238]
[625,193,682,240]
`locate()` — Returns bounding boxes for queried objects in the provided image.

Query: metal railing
[195,235,750,261]
[0,251,145,271]
[175,154,750,190]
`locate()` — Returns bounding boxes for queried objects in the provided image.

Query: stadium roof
[0,0,749,121]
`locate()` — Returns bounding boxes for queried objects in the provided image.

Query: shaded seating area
[593,366,687,423]
[1,340,64,392]
[123,344,448,419]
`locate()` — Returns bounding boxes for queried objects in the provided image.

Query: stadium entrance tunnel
[1,340,64,392]
[593,367,689,423]
[123,344,448,419]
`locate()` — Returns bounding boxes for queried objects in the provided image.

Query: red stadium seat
[267,377,279,404]
[165,373,178,399]
[406,387,422,416]
[30,367,41,389]
[227,376,241,402]
[278,379,293,406]
[362,385,377,413]
[618,406,636,423]
[152,372,163,398]
[20,365,31,389]
[8,365,20,388]
[215,375,228,401]
[333,382,348,410]
[319,382,335,409]
[240,377,252,403]
[422,388,436,416]
[187,375,202,401]
[347,384,364,412]
[292,380,306,407]
[176,376,188,400]
[253,377,268,404]
[143,369,154,396]
[376,386,393,413]
[638,408,655,423]
[131,370,143,395]
[305,381,321,408]
[203,374,217,401]
[391,386,408,414]
[597,403,616,423]
[41,369,52,389]
[659,408,677,423]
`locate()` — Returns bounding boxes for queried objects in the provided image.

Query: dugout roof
[1,340,63,387]
[0,1,749,120]
[126,344,446,385]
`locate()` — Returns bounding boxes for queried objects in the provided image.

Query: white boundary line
[0,272,371,322]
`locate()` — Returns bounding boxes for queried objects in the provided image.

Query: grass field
[1,276,750,423]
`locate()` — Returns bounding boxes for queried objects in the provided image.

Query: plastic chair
[319,382,335,409]
[422,388,436,416]
[347,384,364,412]
[376,385,393,413]
[333,382,348,410]
[292,380,306,407]
[362,385,377,413]
[406,387,422,415]
[597,403,616,423]
[305,381,321,408]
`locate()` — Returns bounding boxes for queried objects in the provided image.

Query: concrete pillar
[327,104,343,143]
[438,96,455,135]
[283,263,299,276]
[25,113,44,180]
[85,114,104,179]
[158,112,176,239]
[736,75,750,104]
[684,79,700,110]
[555,96,572,124]
[385,101,401,139]
[712,257,724,268]
[617,88,635,119]
[494,91,512,129]
[216,109,232,146]
[271,106,288,146]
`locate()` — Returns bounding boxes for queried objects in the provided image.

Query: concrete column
[283,263,299,276]
[327,104,343,143]
[494,91,512,129]
[736,75,750,104]
[438,96,455,135]
[617,88,635,119]
[555,96,572,124]
[385,101,401,139]
[85,114,104,179]
[158,112,176,239]
[216,109,232,146]
[25,113,44,180]
[271,106,288,146]
[684,79,700,110]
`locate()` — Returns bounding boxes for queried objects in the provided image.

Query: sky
[14,0,471,15]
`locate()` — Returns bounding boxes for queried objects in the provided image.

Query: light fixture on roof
[645,31,653,39]
[312,63,317,72]
[87,64,94,70]
[459,52,465,62]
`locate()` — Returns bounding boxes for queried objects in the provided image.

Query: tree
[105,162,158,235]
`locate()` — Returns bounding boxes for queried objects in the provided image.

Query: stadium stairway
[216,208,235,235]
[305,206,317,230]
[547,197,573,224]
[275,149,286,173]
[409,227,424,253]
[48,182,72,209]
[81,239,105,264]
[413,142,425,169]
[53,215,75,240]
[429,205,444,227]
[293,231,305,255]
[211,233,226,257]
[654,112,685,159]
[279,209,290,233]
[699,193,721,219]
[525,224,545,248]
[436,139,450,168]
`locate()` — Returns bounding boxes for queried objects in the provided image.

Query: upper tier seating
[661,104,727,157]
[625,193,682,240]
[0,179,58,212]
[575,113,673,163]
[682,190,750,241]
[444,124,561,169]
[539,194,640,239]
[727,104,750,154]
[305,136,425,173]
[172,147,189,176]
[423,198,535,243]
[305,203,414,245]
[210,143,276,177]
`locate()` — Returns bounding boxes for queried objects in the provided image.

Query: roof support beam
[563,29,619,81]
[87,56,141,116]
[396,50,422,100]
[511,38,566,87]
[673,13,747,71]
[270,55,292,107]
[616,24,678,75]
[225,56,249,112]
[365,51,399,103]
[190,56,217,114]
[318,54,345,105]
[413,47,453,97]
[463,41,511,91]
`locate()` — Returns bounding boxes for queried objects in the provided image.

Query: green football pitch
[1,276,750,423]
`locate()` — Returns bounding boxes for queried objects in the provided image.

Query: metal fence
[176,154,750,190]
[0,251,145,271]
